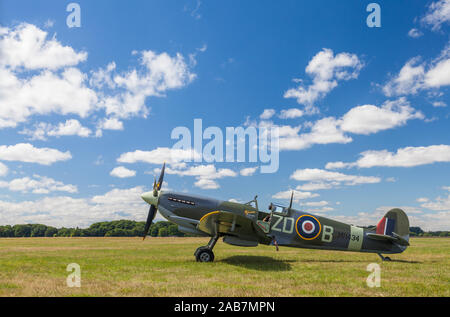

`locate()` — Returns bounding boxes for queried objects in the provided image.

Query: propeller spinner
[141,163,165,240]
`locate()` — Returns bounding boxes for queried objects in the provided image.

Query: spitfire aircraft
[141,164,410,262]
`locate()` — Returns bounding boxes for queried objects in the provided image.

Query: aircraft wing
[197,210,262,242]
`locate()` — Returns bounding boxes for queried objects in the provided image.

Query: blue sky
[0,0,449,230]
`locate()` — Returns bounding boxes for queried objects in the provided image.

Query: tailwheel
[195,247,214,262]
[377,253,392,261]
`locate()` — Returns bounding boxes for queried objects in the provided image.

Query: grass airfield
[0,237,448,297]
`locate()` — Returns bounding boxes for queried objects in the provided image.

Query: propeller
[141,163,165,240]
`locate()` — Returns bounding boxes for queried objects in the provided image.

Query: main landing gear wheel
[194,235,219,262]
[377,253,392,261]
[195,247,214,262]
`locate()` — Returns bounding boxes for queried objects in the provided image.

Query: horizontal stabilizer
[367,232,410,246]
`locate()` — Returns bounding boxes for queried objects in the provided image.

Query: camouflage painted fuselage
[155,191,409,255]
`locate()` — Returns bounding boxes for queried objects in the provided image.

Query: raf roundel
[295,215,322,240]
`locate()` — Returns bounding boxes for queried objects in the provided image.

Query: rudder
[376,208,409,239]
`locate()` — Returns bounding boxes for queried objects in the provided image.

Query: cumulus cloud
[304,200,329,207]
[0,175,77,194]
[279,108,304,119]
[0,143,71,165]
[20,119,92,140]
[290,168,381,190]
[162,164,237,190]
[284,48,363,113]
[339,98,424,135]
[110,166,136,178]
[0,23,87,70]
[272,189,319,202]
[383,44,450,96]
[117,147,201,165]
[273,98,422,151]
[327,145,450,169]
[0,23,196,131]
[95,117,124,137]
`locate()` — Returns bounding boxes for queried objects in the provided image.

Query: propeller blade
[142,205,156,240]
[156,162,165,191]
[153,178,158,197]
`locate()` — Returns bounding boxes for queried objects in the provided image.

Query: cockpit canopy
[268,203,289,215]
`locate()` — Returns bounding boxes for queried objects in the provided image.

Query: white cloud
[163,164,237,190]
[0,175,77,194]
[0,23,87,70]
[284,48,363,113]
[278,117,352,151]
[260,109,276,120]
[267,99,422,151]
[110,166,136,178]
[240,167,258,176]
[328,145,450,169]
[272,189,319,202]
[95,117,124,137]
[117,147,201,165]
[0,162,8,177]
[304,200,329,207]
[420,194,450,211]
[383,44,450,96]
[100,50,196,119]
[421,0,450,31]
[325,161,349,170]
[20,119,92,140]
[304,206,334,213]
[290,168,381,190]
[339,98,424,135]
[408,28,423,38]
[0,67,99,128]
[98,117,123,130]
[296,182,333,191]
[0,143,71,165]
[279,108,304,119]
[0,23,196,130]
[194,178,219,190]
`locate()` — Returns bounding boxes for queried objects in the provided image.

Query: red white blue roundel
[295,215,322,240]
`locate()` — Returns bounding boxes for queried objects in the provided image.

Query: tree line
[0,222,448,238]
[0,220,187,238]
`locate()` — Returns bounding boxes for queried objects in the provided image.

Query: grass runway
[0,237,448,296]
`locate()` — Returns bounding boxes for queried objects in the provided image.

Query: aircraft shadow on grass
[300,258,422,264]
[219,255,294,271]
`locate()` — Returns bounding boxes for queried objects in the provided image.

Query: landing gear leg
[194,235,219,262]
[377,253,391,261]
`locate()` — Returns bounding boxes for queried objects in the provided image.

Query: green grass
[0,237,448,296]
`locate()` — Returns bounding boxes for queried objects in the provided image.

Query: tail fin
[376,208,409,239]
